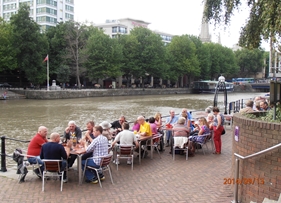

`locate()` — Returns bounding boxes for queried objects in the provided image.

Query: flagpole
[47,54,49,91]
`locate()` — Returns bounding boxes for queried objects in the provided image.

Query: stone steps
[250,193,281,203]
[0,90,26,99]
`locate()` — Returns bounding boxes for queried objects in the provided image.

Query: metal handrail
[233,142,281,203]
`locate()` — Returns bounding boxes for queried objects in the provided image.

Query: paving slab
[0,126,234,203]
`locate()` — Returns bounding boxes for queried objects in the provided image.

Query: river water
[0,92,265,166]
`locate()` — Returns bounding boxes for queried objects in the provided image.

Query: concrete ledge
[11,88,192,99]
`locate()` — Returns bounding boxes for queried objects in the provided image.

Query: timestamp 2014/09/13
[223,178,264,185]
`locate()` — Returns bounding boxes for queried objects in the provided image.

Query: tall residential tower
[0,0,74,31]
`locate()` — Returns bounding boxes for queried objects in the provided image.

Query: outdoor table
[68,144,85,185]
[137,135,153,164]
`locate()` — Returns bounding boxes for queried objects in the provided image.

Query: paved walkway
[0,127,234,203]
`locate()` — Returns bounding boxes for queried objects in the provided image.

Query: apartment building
[95,18,173,44]
[0,0,74,31]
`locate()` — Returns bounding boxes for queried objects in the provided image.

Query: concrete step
[250,193,281,203]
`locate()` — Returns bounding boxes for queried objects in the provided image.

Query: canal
[0,92,264,167]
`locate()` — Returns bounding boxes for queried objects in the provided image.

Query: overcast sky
[75,0,269,50]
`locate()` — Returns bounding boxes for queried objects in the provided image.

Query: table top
[64,144,85,155]
[137,135,153,141]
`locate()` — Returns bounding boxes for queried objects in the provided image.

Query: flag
[43,55,48,62]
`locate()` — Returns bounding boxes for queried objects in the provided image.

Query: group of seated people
[26,114,164,184]
[25,107,226,184]
[239,96,271,114]
[164,107,223,156]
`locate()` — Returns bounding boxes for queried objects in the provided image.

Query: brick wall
[232,113,281,203]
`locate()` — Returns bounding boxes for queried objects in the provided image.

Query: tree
[84,29,123,82]
[235,48,265,76]
[204,0,281,49]
[0,18,17,72]
[204,43,239,79]
[45,22,69,80]
[56,65,71,85]
[63,21,90,87]
[10,5,48,85]
[188,35,211,80]
[118,34,139,86]
[167,35,200,86]
[130,27,166,86]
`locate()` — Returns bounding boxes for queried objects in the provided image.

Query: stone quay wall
[11,88,191,99]
[232,113,281,203]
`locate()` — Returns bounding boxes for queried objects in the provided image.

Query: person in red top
[27,126,48,177]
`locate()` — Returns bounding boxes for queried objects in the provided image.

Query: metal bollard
[0,136,7,172]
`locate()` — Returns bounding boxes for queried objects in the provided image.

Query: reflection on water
[0,92,264,166]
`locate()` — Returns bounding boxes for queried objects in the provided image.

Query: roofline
[118,18,151,25]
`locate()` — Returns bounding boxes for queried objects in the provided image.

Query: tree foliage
[167,35,200,85]
[10,5,48,84]
[63,21,90,87]
[85,29,123,81]
[0,18,16,72]
[130,27,166,85]
[205,0,281,49]
[235,48,265,76]
[204,43,239,79]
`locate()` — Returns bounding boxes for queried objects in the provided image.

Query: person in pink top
[132,120,140,131]
[148,117,157,135]
[154,112,162,130]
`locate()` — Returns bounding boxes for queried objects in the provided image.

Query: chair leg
[155,145,161,159]
[95,169,102,188]
[202,145,205,155]
[116,156,119,171]
[131,155,134,170]
[60,171,64,191]
[108,166,114,184]
[186,146,188,160]
[42,172,45,192]
[173,146,175,160]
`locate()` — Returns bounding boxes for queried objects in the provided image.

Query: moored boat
[192,80,234,94]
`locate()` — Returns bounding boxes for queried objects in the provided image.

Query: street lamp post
[213,75,228,115]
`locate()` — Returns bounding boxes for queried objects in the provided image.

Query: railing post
[229,102,232,114]
[0,136,7,172]
[234,158,240,203]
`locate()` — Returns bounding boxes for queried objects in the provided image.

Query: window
[112,27,117,33]
[3,3,17,11]
[36,16,57,23]
[65,13,74,20]
[65,0,74,4]
[19,1,33,7]
[118,27,127,34]
[37,0,57,7]
[37,7,57,15]
[65,5,74,12]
